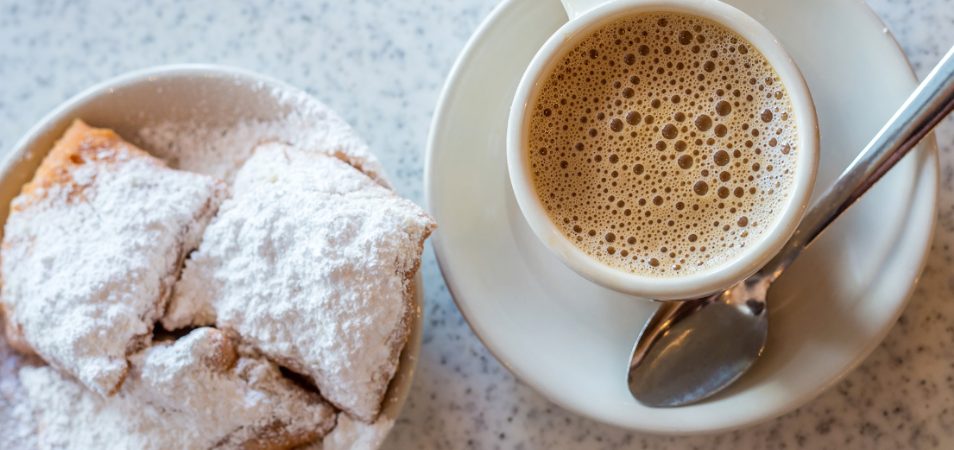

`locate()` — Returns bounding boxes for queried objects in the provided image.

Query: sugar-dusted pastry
[318,413,395,450]
[164,142,435,421]
[1,120,224,396]
[19,327,336,450]
[0,321,39,450]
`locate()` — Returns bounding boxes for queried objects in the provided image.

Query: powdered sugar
[1,121,224,396]
[163,142,434,422]
[0,332,38,450]
[319,413,395,450]
[19,327,336,450]
[139,84,386,186]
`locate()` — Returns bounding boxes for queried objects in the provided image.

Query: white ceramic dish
[426,0,938,434]
[0,64,421,445]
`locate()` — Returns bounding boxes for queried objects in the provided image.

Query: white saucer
[425,0,938,434]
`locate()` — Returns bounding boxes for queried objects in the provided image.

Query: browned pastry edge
[13,119,164,212]
[215,416,336,450]
[197,328,240,373]
[328,148,391,189]
[1,303,35,356]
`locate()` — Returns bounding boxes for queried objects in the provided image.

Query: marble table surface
[1,0,951,448]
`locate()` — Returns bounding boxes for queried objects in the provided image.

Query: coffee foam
[527,12,798,276]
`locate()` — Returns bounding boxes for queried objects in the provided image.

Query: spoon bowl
[628,279,768,407]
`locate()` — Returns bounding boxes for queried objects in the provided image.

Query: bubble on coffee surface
[527,12,798,276]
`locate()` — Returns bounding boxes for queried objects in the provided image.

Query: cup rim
[506,0,819,300]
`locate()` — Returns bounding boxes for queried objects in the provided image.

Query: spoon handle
[763,45,954,279]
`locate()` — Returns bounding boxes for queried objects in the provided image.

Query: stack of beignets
[1,121,434,449]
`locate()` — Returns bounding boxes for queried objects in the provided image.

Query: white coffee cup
[506,0,818,300]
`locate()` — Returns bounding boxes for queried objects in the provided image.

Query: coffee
[527,12,798,276]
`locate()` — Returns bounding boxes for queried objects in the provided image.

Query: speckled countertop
[1,0,952,448]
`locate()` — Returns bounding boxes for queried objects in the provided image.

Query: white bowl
[0,64,421,442]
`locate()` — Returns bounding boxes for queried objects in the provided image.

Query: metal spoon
[628,46,954,408]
